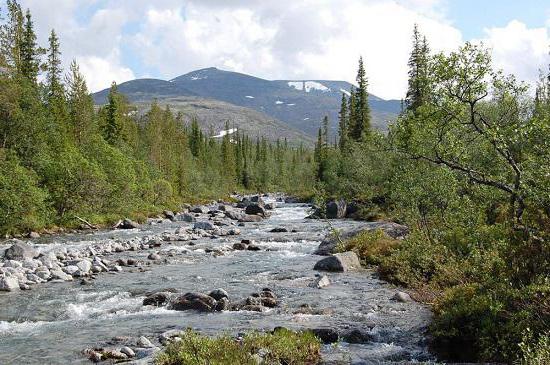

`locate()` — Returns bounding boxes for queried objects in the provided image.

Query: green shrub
[155,328,321,365]
[337,229,399,265]
[517,330,550,365]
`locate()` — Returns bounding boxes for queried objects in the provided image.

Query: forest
[0,1,315,236]
[0,1,548,363]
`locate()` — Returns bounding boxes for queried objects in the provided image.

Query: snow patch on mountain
[287,81,331,93]
[275,100,284,105]
[245,95,255,99]
[340,88,351,96]
[287,103,296,106]
[211,128,237,138]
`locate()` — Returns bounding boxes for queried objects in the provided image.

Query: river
[0,199,433,364]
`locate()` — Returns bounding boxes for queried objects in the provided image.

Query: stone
[63,265,80,275]
[143,292,172,306]
[342,329,375,344]
[76,260,92,274]
[311,328,339,344]
[247,244,261,251]
[28,231,40,239]
[170,292,217,312]
[313,252,361,272]
[392,291,412,302]
[270,227,288,233]
[214,297,231,311]
[80,278,92,285]
[163,210,175,221]
[3,260,22,268]
[4,241,38,260]
[309,275,331,289]
[103,349,127,360]
[120,346,135,357]
[193,221,215,231]
[177,213,196,222]
[189,205,207,214]
[245,203,267,217]
[50,269,73,281]
[208,288,229,301]
[264,202,275,210]
[0,277,20,291]
[137,336,154,348]
[232,242,248,250]
[326,199,347,219]
[117,218,138,229]
[260,297,277,308]
[148,253,161,260]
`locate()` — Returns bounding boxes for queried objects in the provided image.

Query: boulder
[28,231,40,239]
[119,219,139,229]
[50,269,73,281]
[176,213,196,222]
[309,275,331,289]
[208,288,229,301]
[120,347,135,358]
[342,329,375,344]
[0,277,20,291]
[76,260,92,274]
[232,242,248,250]
[193,221,215,231]
[392,291,412,302]
[189,206,207,214]
[245,203,267,217]
[311,328,339,344]
[238,214,263,223]
[163,210,175,221]
[270,227,288,233]
[170,292,217,312]
[264,202,275,210]
[143,292,172,306]
[224,210,244,221]
[313,252,361,272]
[247,244,261,251]
[214,297,231,311]
[147,253,161,260]
[4,241,38,260]
[326,199,347,219]
[137,336,155,348]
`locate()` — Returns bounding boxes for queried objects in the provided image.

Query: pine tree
[189,117,201,157]
[338,93,348,151]
[348,87,357,141]
[103,82,122,145]
[20,9,41,82]
[46,30,63,99]
[66,60,94,144]
[322,115,329,148]
[405,24,431,112]
[350,56,371,141]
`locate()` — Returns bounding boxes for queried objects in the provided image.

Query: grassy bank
[155,328,321,365]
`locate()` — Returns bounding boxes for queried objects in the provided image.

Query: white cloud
[78,51,135,92]
[478,20,550,87]
[14,0,550,99]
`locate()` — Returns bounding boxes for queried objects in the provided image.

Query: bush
[0,151,50,234]
[155,328,321,365]
[337,229,399,265]
[517,330,550,365]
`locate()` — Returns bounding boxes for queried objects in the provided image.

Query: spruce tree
[20,9,41,82]
[46,30,63,99]
[350,56,371,141]
[348,87,357,140]
[103,82,122,145]
[66,60,93,144]
[405,24,431,112]
[338,93,348,151]
[0,0,24,72]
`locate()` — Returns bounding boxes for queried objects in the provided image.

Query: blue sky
[15,0,550,98]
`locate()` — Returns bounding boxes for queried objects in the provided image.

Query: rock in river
[313,252,361,272]
[4,241,38,260]
[170,292,217,312]
[0,277,20,291]
[309,275,331,289]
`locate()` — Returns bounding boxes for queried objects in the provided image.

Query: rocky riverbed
[0,195,433,364]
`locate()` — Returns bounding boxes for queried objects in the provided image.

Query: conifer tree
[46,30,63,99]
[0,0,24,72]
[405,24,431,112]
[350,56,371,141]
[20,9,41,82]
[103,82,122,145]
[338,93,348,151]
[348,87,357,140]
[66,60,94,144]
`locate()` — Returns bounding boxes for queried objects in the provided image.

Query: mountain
[132,96,314,145]
[92,67,401,138]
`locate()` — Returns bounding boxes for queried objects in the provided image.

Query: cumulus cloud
[14,0,550,98]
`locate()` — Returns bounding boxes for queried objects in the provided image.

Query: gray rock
[311,328,339,344]
[313,252,361,272]
[63,265,80,275]
[189,205,207,214]
[148,253,161,260]
[143,292,172,306]
[194,221,215,230]
[326,199,347,219]
[224,210,244,221]
[214,297,231,311]
[233,242,247,250]
[50,269,73,281]
[309,275,331,289]
[238,214,263,223]
[270,227,288,233]
[4,241,38,260]
[392,291,412,302]
[170,292,217,312]
[76,260,92,274]
[119,218,139,229]
[137,336,154,348]
[3,260,22,268]
[177,213,196,222]
[0,277,20,291]
[120,346,135,357]
[208,288,229,301]
[163,210,175,221]
[245,203,267,217]
[28,231,40,239]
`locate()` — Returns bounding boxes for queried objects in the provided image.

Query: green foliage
[517,330,550,365]
[336,229,399,265]
[155,328,321,365]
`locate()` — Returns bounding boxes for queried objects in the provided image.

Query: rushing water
[0,202,432,364]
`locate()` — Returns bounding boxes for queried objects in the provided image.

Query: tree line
[0,1,315,235]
